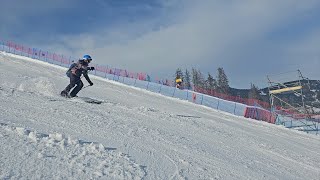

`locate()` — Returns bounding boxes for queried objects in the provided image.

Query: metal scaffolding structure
[267,70,319,134]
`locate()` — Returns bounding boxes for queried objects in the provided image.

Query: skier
[60,55,95,98]
[175,76,183,89]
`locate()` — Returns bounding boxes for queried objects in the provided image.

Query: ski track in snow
[1,52,320,179]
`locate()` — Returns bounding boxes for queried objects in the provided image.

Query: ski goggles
[84,58,92,62]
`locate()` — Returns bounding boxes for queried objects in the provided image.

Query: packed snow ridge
[0,123,145,179]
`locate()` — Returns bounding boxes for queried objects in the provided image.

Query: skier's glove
[90,67,95,71]
[89,82,94,86]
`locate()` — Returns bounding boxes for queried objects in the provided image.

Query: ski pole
[82,85,91,90]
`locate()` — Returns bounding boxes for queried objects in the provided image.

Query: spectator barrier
[275,113,319,135]
[244,106,276,124]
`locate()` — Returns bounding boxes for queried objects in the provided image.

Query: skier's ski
[76,97,103,104]
[52,94,104,104]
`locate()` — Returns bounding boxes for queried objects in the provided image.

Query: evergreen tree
[197,70,206,89]
[216,67,229,94]
[248,83,261,100]
[175,68,184,79]
[192,68,199,87]
[206,72,217,90]
[184,69,192,90]
[191,68,206,89]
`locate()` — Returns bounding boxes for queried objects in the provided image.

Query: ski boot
[60,91,71,98]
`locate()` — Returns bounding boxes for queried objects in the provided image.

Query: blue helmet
[83,55,92,61]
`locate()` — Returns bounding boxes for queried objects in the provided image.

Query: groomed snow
[0,52,320,179]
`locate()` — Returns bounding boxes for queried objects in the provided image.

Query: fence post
[146,81,150,90]
[60,55,63,66]
[20,45,23,56]
[201,94,204,105]
[217,100,220,109]
[159,84,162,93]
[234,103,237,115]
[112,68,116,81]
[172,87,176,97]
[45,51,48,62]
[105,66,107,78]
[68,56,71,65]
[32,48,35,59]
[186,90,189,100]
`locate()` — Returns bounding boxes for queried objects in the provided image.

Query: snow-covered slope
[0,52,320,179]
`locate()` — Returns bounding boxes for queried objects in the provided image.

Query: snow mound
[17,77,57,97]
[0,123,146,179]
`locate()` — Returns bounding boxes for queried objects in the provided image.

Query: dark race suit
[61,60,93,97]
